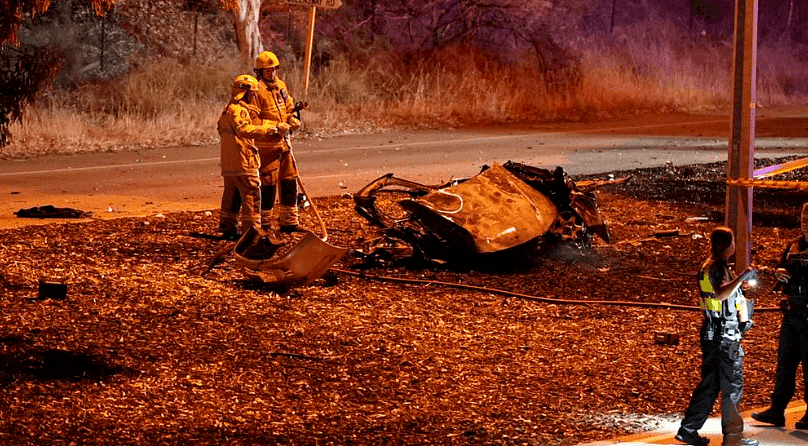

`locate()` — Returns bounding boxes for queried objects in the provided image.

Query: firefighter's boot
[279,206,300,232]
[260,184,276,231]
[279,179,299,232]
[218,220,240,241]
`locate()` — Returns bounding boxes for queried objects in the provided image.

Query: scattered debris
[0,158,795,445]
[652,229,682,238]
[654,332,680,345]
[37,278,67,300]
[14,205,93,219]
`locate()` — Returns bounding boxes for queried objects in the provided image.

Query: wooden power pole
[726,0,758,271]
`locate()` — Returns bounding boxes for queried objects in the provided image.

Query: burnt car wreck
[353,161,619,268]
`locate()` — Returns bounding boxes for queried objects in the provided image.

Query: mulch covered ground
[2,159,808,445]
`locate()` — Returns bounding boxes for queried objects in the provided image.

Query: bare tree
[377,0,589,89]
[779,0,796,43]
[225,0,263,63]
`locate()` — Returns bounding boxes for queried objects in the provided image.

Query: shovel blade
[235,230,348,286]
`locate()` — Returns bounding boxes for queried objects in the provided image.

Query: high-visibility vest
[699,266,741,320]
[699,270,722,316]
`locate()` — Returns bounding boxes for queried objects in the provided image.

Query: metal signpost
[727,0,758,271]
[285,0,342,98]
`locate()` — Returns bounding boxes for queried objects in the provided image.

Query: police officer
[252,51,302,232]
[752,202,808,429]
[676,226,758,446]
[216,74,274,240]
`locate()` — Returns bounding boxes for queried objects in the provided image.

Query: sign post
[285,0,342,98]
[302,6,316,98]
[726,0,758,271]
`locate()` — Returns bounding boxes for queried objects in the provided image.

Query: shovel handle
[296,170,329,241]
[285,135,329,241]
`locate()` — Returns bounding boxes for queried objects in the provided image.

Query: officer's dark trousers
[769,311,808,411]
[681,322,744,444]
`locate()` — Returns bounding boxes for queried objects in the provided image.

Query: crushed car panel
[233,226,348,287]
[353,161,616,266]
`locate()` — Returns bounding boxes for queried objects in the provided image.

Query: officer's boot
[722,433,758,446]
[751,407,786,427]
[279,179,300,232]
[675,427,710,445]
[796,411,808,429]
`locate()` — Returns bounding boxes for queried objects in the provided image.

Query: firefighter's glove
[288,116,301,130]
[775,267,792,282]
[276,122,291,136]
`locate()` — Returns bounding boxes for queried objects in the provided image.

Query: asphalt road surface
[2,108,808,229]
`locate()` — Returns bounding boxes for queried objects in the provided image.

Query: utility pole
[726,0,758,271]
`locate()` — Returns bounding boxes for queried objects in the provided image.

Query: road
[1,108,807,229]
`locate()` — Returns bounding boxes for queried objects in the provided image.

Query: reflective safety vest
[699,270,722,317]
[698,265,741,321]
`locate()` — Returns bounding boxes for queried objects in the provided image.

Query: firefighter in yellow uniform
[253,51,302,232]
[217,74,275,240]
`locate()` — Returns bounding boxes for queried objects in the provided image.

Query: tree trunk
[779,0,795,44]
[232,0,263,64]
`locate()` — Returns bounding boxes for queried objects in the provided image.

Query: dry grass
[4,27,808,159]
[7,103,220,158]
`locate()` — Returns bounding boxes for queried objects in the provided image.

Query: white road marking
[0,118,803,177]
[0,157,219,177]
[307,120,731,154]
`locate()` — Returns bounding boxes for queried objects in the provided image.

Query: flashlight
[747,278,758,287]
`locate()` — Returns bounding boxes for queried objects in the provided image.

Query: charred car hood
[398,163,558,254]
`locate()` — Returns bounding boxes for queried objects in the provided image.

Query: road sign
[285,0,342,9]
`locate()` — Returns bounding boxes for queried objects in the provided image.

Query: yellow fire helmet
[255,51,280,69]
[232,74,259,101]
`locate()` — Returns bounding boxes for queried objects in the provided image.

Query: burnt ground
[2,156,808,445]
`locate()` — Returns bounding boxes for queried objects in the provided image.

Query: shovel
[233,133,348,287]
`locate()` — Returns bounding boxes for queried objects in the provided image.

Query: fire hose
[329,268,781,312]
